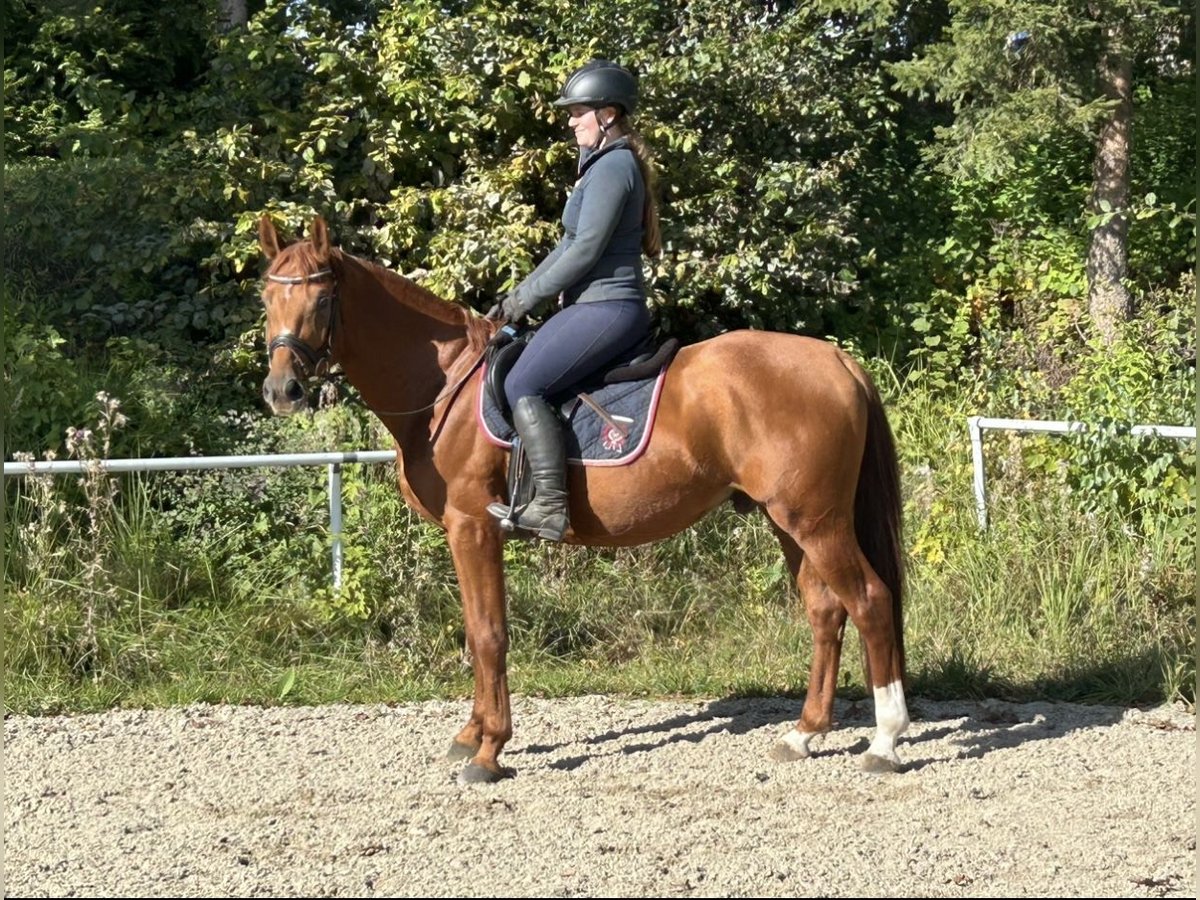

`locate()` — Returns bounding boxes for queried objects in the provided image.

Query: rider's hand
[501,290,528,324]
[484,302,504,321]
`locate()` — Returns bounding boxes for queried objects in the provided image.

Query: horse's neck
[336,255,477,440]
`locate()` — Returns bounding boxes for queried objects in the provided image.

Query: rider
[486,59,662,541]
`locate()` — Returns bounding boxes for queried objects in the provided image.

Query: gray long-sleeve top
[512,137,646,316]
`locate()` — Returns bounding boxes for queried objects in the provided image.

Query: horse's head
[258,215,340,415]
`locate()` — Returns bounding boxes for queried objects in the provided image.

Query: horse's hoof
[769,730,815,762]
[861,752,902,774]
[768,741,810,763]
[457,762,515,785]
[446,739,480,762]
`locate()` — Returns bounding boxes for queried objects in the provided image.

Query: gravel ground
[5,695,1195,897]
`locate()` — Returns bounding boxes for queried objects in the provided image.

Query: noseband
[266,268,338,376]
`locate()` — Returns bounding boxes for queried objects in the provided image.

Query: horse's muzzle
[262,373,308,415]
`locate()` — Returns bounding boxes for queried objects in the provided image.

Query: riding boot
[497,395,569,541]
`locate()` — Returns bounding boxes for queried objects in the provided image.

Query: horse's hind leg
[769,531,847,762]
[767,502,908,771]
[799,527,909,772]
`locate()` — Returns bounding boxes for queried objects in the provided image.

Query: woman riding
[486,59,662,541]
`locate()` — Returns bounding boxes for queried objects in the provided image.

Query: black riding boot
[489,395,569,541]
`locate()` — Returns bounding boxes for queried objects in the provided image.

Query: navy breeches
[504,300,650,409]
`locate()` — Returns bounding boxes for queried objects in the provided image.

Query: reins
[371,348,488,419]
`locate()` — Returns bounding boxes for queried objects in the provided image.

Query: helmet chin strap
[589,108,616,151]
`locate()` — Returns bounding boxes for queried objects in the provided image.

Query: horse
[257,215,909,783]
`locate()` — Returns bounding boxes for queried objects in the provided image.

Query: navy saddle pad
[477,366,671,467]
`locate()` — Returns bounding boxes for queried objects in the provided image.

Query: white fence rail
[967,417,1196,530]
[9,421,1194,578]
[3,450,398,588]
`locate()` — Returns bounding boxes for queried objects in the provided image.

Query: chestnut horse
[258,216,909,782]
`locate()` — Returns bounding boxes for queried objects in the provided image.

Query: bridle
[263,263,490,421]
[265,268,338,377]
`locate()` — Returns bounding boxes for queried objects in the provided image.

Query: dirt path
[5,695,1195,897]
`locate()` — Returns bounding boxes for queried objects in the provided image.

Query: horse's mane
[270,241,494,352]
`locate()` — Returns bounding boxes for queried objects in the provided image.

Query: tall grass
[890,366,1194,705]
[4,379,1193,714]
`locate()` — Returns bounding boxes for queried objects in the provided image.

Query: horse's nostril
[284,379,304,402]
[262,381,272,402]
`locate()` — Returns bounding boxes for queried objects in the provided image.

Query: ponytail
[623,127,662,258]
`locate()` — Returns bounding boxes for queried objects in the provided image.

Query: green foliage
[3,285,259,459]
[3,0,214,156]
[7,0,1192,353]
[636,3,910,336]
[3,308,80,451]
[888,0,1185,180]
[7,0,938,354]
[5,154,261,345]
[889,364,1193,705]
[887,0,1193,364]
[914,277,1197,543]
[1039,301,1195,534]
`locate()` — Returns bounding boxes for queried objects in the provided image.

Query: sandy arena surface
[5,694,1196,897]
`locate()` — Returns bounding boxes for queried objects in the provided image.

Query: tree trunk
[218,0,248,32]
[1085,28,1134,344]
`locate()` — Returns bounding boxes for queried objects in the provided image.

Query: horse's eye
[316,294,332,308]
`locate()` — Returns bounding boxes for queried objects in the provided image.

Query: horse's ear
[259,215,284,260]
[309,216,331,263]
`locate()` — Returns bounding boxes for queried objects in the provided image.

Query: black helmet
[553,60,638,116]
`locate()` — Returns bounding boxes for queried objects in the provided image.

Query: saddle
[484,330,681,424]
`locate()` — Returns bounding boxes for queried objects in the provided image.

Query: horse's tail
[847,360,906,683]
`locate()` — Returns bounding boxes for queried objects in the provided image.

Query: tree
[889,0,1193,343]
[1086,9,1134,342]
[3,0,218,155]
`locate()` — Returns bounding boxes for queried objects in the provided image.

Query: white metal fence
[967,417,1196,529]
[3,450,398,588]
[7,419,1194,580]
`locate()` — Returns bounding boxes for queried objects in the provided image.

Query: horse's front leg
[444,512,513,784]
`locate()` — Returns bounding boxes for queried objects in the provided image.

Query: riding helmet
[553,60,638,116]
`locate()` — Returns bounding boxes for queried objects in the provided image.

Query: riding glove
[501,289,529,323]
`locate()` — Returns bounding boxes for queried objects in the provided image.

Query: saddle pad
[477,366,669,467]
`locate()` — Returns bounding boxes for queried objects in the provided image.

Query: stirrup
[506,496,568,542]
[490,434,530,532]
[487,501,525,532]
[511,518,568,542]
[486,501,566,541]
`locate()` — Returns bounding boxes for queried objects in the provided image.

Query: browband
[266,269,333,284]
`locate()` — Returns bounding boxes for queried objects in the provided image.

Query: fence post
[968,416,988,531]
[328,463,343,590]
